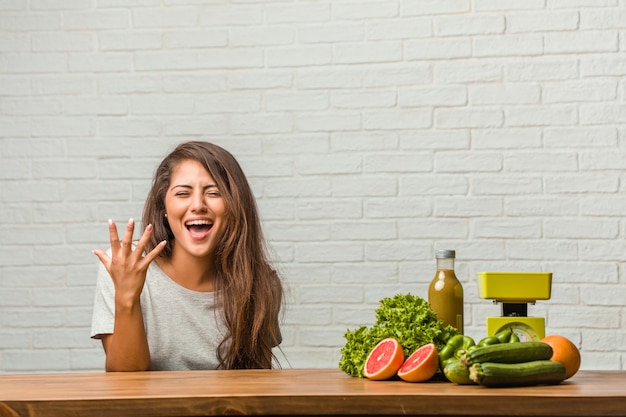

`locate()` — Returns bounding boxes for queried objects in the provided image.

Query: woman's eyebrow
[170,184,218,190]
[171,184,192,190]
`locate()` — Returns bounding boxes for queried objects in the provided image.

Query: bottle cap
[435,249,455,259]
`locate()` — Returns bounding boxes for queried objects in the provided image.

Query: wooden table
[0,369,624,417]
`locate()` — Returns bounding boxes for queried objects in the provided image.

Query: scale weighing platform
[477,272,552,341]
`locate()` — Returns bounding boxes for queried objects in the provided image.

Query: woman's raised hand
[93,219,166,304]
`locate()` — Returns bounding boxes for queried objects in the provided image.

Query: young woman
[91,141,284,371]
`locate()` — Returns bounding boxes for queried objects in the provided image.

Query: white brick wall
[1,0,625,373]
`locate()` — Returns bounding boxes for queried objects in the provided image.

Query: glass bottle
[428,249,464,334]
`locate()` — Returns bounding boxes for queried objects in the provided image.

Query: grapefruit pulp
[363,338,405,380]
[541,335,581,380]
[397,343,439,382]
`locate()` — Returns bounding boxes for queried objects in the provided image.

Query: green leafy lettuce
[338,293,458,377]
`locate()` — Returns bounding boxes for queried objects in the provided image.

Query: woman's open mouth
[185,219,213,240]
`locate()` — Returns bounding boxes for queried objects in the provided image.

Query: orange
[397,343,439,383]
[541,335,581,380]
[363,338,405,381]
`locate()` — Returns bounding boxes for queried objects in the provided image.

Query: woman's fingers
[133,223,152,254]
[120,218,135,255]
[99,219,166,266]
[108,219,121,250]
[144,239,167,264]
[108,218,137,255]
[95,219,159,301]
[92,248,112,272]
[97,218,165,271]
[135,224,167,265]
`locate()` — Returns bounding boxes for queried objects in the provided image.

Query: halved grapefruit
[363,338,405,380]
[397,343,439,382]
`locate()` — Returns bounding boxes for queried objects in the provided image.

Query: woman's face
[164,159,227,261]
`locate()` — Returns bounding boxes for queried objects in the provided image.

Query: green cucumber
[469,360,566,387]
[462,341,553,366]
[443,360,475,385]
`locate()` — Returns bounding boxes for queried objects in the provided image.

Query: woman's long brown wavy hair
[142,141,284,369]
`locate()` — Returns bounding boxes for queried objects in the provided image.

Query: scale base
[486,317,545,342]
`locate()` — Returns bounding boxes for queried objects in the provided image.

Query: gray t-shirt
[90,260,227,371]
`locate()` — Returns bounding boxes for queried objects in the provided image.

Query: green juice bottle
[428,249,464,334]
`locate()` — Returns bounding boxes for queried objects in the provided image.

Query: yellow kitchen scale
[477,272,552,341]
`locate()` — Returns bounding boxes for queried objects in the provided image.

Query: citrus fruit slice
[363,338,405,381]
[541,335,581,379]
[397,343,439,382]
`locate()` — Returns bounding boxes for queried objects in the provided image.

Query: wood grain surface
[0,369,625,416]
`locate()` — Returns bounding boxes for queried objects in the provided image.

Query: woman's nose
[190,191,208,212]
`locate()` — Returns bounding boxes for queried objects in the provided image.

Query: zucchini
[470,360,566,387]
[443,360,475,385]
[462,341,553,366]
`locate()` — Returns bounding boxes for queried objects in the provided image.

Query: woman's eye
[175,192,190,197]
[207,191,221,197]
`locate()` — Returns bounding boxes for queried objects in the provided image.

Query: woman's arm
[93,218,166,372]
[100,297,151,371]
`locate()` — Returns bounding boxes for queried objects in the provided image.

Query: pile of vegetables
[439,328,519,369]
[444,341,566,387]
[338,293,458,378]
